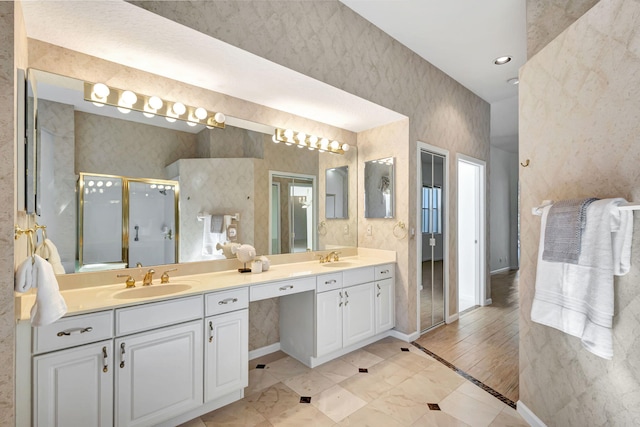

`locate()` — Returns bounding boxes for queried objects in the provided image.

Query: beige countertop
[15,253,395,320]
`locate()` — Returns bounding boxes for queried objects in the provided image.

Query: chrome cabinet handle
[279,285,294,291]
[380,269,389,274]
[377,284,381,290]
[345,291,349,306]
[209,321,214,343]
[325,279,337,284]
[57,326,93,337]
[339,291,343,307]
[102,346,109,373]
[218,298,238,305]
[119,343,126,368]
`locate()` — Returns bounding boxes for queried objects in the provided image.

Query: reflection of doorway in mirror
[271,183,281,254]
[289,183,314,252]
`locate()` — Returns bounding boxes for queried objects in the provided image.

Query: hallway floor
[414,270,520,403]
[180,335,526,426]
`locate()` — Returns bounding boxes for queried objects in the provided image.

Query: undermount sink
[321,261,354,268]
[113,283,192,300]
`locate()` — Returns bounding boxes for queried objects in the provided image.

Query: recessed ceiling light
[494,56,512,65]
[507,77,519,85]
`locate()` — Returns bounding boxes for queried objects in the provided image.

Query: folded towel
[202,215,226,257]
[29,254,67,326]
[531,198,633,360]
[210,214,224,233]
[15,256,33,293]
[542,198,598,263]
[35,238,66,275]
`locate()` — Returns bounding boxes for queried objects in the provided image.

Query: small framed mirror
[364,157,394,218]
[325,166,348,219]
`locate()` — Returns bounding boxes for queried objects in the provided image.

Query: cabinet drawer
[316,273,342,293]
[250,277,315,301]
[33,311,113,354]
[343,267,374,287]
[205,287,249,316]
[115,295,203,336]
[375,264,394,280]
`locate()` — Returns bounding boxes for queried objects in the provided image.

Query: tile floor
[179,337,528,426]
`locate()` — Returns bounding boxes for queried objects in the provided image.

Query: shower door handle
[134,225,139,241]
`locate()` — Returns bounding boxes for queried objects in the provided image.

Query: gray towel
[542,198,598,264]
[210,215,224,233]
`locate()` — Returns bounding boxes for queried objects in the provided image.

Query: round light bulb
[92,83,110,100]
[121,90,137,106]
[284,129,294,140]
[97,181,104,187]
[187,121,198,127]
[272,135,280,144]
[172,102,186,116]
[320,138,329,150]
[88,180,95,187]
[148,96,163,110]
[106,181,113,187]
[165,116,176,123]
[143,112,155,118]
[195,107,208,120]
[494,55,512,65]
[117,107,131,114]
[330,140,340,150]
[341,143,350,152]
[150,184,157,189]
[297,132,307,143]
[308,135,318,145]
[214,112,226,124]
[158,185,165,189]
[92,102,105,108]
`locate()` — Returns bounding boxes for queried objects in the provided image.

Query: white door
[115,320,203,427]
[204,310,248,402]
[343,283,376,347]
[457,156,485,311]
[316,289,343,357]
[33,340,113,427]
[375,279,395,334]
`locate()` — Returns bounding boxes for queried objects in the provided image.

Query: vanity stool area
[15,260,395,427]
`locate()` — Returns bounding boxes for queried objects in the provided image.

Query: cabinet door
[343,283,375,348]
[34,340,113,427]
[205,310,248,402]
[316,289,343,357]
[375,279,395,334]
[115,320,203,427]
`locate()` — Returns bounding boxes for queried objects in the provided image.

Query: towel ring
[393,221,407,240]
[317,220,327,236]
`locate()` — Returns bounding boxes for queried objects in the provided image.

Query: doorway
[417,143,449,333]
[457,155,486,312]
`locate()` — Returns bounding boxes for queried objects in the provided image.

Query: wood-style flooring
[414,270,519,403]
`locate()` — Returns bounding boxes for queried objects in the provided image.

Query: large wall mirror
[26,69,357,273]
[325,166,348,219]
[364,157,394,218]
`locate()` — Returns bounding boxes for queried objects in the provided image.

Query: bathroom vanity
[15,256,395,427]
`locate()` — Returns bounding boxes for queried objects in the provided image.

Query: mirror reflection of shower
[269,172,316,254]
[77,173,179,272]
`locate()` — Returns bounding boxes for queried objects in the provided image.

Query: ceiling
[340,0,526,152]
[22,0,523,152]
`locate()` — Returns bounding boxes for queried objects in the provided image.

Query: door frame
[416,142,450,333]
[456,154,488,308]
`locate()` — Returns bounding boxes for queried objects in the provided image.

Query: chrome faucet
[142,269,155,286]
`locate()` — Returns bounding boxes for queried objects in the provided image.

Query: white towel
[531,198,633,359]
[17,254,67,326]
[201,214,226,257]
[14,257,33,293]
[35,238,66,275]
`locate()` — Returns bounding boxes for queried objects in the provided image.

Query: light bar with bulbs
[83,82,226,129]
[272,128,349,155]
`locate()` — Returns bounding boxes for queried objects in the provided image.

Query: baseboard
[517,401,547,427]
[388,329,420,342]
[482,298,493,306]
[249,342,281,360]
[490,267,511,275]
[445,313,459,323]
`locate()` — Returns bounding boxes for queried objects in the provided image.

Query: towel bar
[532,200,640,216]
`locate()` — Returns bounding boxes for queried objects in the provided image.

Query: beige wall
[135,1,491,332]
[527,0,600,58]
[519,0,640,423]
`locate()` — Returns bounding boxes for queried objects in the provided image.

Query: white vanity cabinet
[204,288,249,402]
[114,296,203,427]
[31,311,114,427]
[342,282,376,347]
[33,340,114,427]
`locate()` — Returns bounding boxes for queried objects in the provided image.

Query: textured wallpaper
[519,0,640,423]
[527,0,600,58]
[134,0,491,333]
